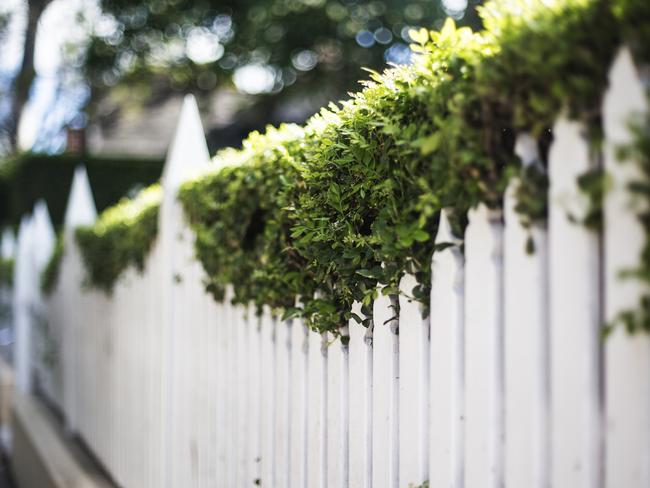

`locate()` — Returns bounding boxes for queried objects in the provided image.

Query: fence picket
[388,294,399,488]
[259,310,274,487]
[363,322,374,488]
[347,310,366,488]
[398,274,427,487]
[504,134,550,488]
[199,269,213,486]
[114,273,126,486]
[270,317,278,488]
[549,116,604,488]
[420,305,430,485]
[429,209,465,488]
[24,53,650,488]
[300,322,310,488]
[320,331,329,488]
[372,292,392,488]
[226,295,237,487]
[602,47,650,488]
[238,305,251,487]
[465,204,505,488]
[146,246,161,487]
[289,317,304,486]
[252,314,263,486]
[216,299,226,487]
[284,319,293,488]
[327,330,343,488]
[272,316,290,488]
[307,324,323,487]
[123,271,135,487]
[341,324,350,488]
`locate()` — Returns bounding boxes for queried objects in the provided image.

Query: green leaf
[413,229,429,242]
[409,27,429,45]
[419,133,441,155]
[281,307,303,321]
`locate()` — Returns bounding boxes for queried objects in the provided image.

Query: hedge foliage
[41,234,64,296]
[0,258,13,288]
[0,153,163,227]
[179,126,315,313]
[75,185,161,294]
[175,0,650,334]
[59,0,649,333]
[610,112,650,334]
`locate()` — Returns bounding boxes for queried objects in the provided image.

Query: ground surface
[0,454,15,488]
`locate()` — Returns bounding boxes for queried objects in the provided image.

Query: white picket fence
[7,48,650,488]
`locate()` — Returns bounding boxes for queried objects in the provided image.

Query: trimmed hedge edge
[40,0,650,335]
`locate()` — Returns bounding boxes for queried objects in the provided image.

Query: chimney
[65,126,86,155]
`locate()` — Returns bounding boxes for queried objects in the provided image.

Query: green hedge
[179,126,314,313]
[177,0,650,333]
[75,185,161,294]
[41,234,64,296]
[0,153,163,227]
[610,111,650,334]
[0,258,13,287]
[69,0,650,334]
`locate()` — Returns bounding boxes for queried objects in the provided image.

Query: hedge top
[74,185,162,294]
[56,0,650,333]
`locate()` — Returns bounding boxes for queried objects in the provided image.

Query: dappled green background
[0,154,163,227]
[85,0,483,110]
[0,0,484,227]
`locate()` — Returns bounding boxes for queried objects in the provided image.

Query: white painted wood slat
[429,209,465,488]
[372,292,392,488]
[464,204,505,488]
[504,133,550,488]
[549,116,604,488]
[31,52,650,488]
[603,48,650,488]
[398,274,427,488]
[347,312,366,488]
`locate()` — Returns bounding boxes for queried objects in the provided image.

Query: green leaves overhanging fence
[60,0,650,334]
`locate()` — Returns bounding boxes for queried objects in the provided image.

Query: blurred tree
[0,9,15,153]
[84,0,482,127]
[0,13,8,40]
[2,0,54,152]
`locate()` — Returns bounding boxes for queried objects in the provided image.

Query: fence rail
[5,48,650,488]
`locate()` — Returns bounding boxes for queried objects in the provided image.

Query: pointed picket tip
[1,228,16,260]
[434,208,459,245]
[15,216,32,262]
[14,215,34,296]
[16,216,31,247]
[32,200,56,272]
[603,47,647,142]
[467,202,489,226]
[514,132,540,168]
[33,200,55,241]
[162,94,210,195]
[64,165,97,230]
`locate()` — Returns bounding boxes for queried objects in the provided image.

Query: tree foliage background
[0,0,482,155]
